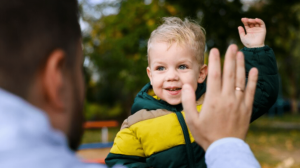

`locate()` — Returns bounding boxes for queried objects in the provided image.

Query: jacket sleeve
[105,128,149,168]
[205,138,260,168]
[241,45,279,122]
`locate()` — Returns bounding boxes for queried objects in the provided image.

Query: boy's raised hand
[181,44,258,151]
[238,18,266,48]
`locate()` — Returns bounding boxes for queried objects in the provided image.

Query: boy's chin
[165,99,182,105]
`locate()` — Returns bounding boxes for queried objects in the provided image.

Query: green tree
[81,0,177,119]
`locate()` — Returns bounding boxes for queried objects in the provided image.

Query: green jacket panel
[242,46,279,121]
[106,153,148,168]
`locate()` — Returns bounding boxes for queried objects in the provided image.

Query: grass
[80,114,300,168]
[247,114,300,168]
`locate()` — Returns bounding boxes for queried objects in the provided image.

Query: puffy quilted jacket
[105,46,279,168]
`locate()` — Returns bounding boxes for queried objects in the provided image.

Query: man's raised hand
[181,44,258,151]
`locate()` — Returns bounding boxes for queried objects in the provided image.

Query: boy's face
[147,42,207,105]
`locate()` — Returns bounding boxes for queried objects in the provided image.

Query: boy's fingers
[222,44,237,95]
[255,18,266,28]
[207,48,221,96]
[248,18,255,24]
[241,18,249,29]
[244,68,258,109]
[182,84,199,122]
[238,26,246,37]
[235,52,246,101]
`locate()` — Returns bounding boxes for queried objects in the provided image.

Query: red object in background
[80,120,119,165]
[84,120,119,128]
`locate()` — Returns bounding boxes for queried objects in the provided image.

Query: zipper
[175,111,196,168]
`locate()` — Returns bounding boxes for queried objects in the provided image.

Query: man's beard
[67,78,85,151]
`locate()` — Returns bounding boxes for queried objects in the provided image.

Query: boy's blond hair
[147,17,206,65]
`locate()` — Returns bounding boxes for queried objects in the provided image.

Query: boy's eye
[178,65,188,69]
[156,66,165,71]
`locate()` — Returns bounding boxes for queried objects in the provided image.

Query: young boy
[105,17,278,168]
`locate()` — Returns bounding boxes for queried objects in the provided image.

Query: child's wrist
[245,44,265,48]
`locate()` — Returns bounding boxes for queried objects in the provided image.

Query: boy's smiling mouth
[165,87,182,95]
[166,88,181,91]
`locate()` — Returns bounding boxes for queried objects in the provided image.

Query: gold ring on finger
[235,87,244,92]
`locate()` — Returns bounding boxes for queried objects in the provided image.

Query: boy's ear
[146,67,153,85]
[197,65,208,83]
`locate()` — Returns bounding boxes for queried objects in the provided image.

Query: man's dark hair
[0,0,81,98]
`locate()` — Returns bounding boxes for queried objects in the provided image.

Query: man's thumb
[182,84,198,122]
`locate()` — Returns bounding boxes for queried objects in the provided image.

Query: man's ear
[146,67,152,85]
[42,49,66,111]
[197,64,208,83]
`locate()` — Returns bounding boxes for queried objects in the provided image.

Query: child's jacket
[105,46,279,168]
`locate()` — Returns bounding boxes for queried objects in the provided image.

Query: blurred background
[76,0,300,167]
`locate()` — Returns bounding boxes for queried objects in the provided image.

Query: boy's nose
[166,70,179,81]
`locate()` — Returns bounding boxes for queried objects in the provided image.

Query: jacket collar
[131,82,206,114]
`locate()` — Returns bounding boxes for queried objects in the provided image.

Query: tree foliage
[81,0,300,120]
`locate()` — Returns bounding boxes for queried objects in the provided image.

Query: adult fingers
[235,51,246,101]
[182,84,199,123]
[222,44,238,95]
[244,68,258,110]
[207,48,221,97]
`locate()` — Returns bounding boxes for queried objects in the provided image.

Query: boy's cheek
[151,76,163,84]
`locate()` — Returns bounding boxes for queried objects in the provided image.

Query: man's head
[147,17,207,105]
[0,0,84,150]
